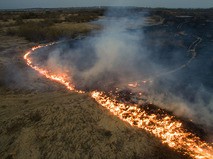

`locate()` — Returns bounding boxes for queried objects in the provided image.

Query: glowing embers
[23,44,77,92]
[91,91,213,159]
[24,44,213,159]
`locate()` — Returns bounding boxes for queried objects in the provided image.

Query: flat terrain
[1,7,213,159]
[0,34,186,159]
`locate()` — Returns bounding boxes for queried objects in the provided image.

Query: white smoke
[32,8,213,137]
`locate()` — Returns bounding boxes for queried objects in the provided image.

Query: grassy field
[0,8,102,42]
[0,8,199,159]
[0,35,187,158]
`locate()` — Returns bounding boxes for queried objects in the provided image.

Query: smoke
[80,15,144,87]
[0,60,48,91]
[32,8,213,136]
[34,9,153,90]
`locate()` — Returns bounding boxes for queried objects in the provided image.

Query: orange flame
[91,91,213,159]
[23,44,84,93]
[24,44,213,159]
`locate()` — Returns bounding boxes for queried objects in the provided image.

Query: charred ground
[0,7,213,159]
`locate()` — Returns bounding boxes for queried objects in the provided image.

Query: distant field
[0,8,104,42]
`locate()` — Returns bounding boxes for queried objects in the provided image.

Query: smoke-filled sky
[0,0,213,9]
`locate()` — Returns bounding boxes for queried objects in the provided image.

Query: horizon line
[0,6,213,11]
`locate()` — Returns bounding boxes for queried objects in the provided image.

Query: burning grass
[1,8,213,159]
[0,90,186,159]
[23,43,213,159]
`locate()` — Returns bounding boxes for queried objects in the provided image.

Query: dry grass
[22,19,45,23]
[0,10,189,159]
[4,21,101,42]
[0,92,188,159]
[0,9,103,42]
[52,22,100,33]
[0,38,189,159]
[0,19,16,27]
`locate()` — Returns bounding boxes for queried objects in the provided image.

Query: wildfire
[23,44,213,159]
[23,43,84,93]
[91,91,213,159]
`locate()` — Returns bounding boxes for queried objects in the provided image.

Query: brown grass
[0,9,191,159]
[52,22,100,32]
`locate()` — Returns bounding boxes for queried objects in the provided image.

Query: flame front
[24,44,79,92]
[24,44,213,159]
[91,91,213,159]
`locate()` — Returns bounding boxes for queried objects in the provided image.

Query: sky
[0,0,213,9]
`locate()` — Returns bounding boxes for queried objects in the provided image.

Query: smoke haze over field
[30,8,213,137]
[1,5,213,159]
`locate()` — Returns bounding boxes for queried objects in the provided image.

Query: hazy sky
[0,0,213,9]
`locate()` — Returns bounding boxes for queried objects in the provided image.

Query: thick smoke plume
[32,8,212,138]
